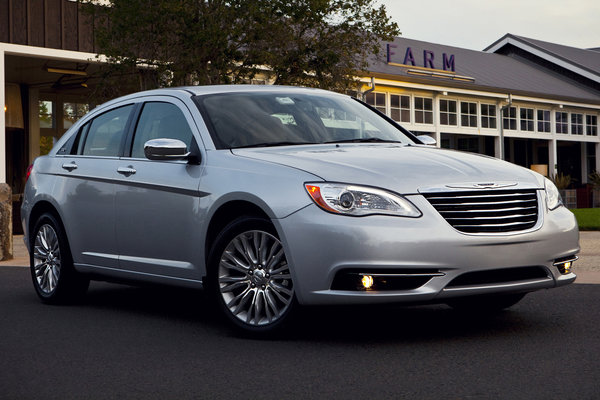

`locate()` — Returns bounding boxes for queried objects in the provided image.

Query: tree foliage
[85,0,399,95]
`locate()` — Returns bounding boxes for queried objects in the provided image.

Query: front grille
[423,189,539,233]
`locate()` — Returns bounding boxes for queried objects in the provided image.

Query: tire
[30,212,89,304]
[446,293,526,313]
[207,216,296,334]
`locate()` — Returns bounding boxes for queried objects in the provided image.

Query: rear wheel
[208,216,296,334]
[30,213,89,303]
[446,293,526,312]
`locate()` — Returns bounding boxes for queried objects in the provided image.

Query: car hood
[232,144,543,194]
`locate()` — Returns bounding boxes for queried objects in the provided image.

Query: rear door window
[81,105,134,157]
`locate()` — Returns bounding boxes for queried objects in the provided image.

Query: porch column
[549,138,558,177]
[596,142,600,173]
[0,48,5,183]
[0,47,12,260]
[581,142,588,184]
[494,135,501,159]
[29,88,40,163]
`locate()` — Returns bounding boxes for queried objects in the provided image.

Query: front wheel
[446,293,526,313]
[208,216,296,334]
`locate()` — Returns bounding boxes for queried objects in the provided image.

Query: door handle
[117,166,137,176]
[61,162,78,171]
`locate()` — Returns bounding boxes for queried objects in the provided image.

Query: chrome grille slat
[445,212,537,221]
[424,189,539,233]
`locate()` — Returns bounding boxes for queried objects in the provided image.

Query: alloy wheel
[218,230,294,326]
[33,224,62,294]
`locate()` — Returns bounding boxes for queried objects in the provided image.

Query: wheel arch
[27,200,67,250]
[204,200,272,265]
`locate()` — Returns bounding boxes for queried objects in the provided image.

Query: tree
[85,0,399,95]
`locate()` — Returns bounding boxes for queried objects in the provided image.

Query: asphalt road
[1,266,598,400]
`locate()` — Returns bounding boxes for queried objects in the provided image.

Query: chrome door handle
[61,162,78,171]
[117,166,137,176]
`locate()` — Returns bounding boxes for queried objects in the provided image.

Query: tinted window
[82,105,133,156]
[131,102,194,158]
[196,92,414,149]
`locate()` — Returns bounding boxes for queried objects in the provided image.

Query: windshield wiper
[235,141,319,149]
[323,138,403,144]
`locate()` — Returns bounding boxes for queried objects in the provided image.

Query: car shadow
[78,280,557,344]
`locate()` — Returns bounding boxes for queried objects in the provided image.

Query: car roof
[92,85,344,115]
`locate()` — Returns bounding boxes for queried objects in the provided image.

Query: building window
[556,111,568,134]
[365,92,386,114]
[520,108,534,131]
[63,103,90,130]
[480,104,496,129]
[571,113,583,135]
[586,115,598,136]
[439,99,457,125]
[537,110,551,132]
[460,101,477,127]
[390,94,410,123]
[414,97,433,124]
[39,101,54,129]
[502,106,517,130]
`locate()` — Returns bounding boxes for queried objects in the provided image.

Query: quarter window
[502,106,517,130]
[571,113,583,135]
[390,94,410,123]
[537,110,551,132]
[365,92,386,114]
[131,102,194,159]
[460,101,477,127]
[480,104,496,129]
[81,105,134,156]
[414,97,433,124]
[586,115,598,136]
[439,99,457,126]
[556,112,568,134]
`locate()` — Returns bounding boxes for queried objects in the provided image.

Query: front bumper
[274,195,579,305]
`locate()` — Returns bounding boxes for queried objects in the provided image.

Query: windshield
[194,91,416,149]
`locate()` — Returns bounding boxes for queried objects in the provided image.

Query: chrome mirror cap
[144,138,190,160]
[416,135,437,146]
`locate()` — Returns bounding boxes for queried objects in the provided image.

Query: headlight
[305,183,421,217]
[545,178,562,210]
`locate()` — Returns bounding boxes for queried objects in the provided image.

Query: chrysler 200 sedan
[22,85,579,333]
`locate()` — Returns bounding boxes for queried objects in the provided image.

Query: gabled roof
[367,36,600,105]
[484,34,600,84]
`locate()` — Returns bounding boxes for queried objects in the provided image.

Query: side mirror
[144,138,190,161]
[416,135,437,146]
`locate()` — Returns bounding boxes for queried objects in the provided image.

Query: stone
[0,183,13,261]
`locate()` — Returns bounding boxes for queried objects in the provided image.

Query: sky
[377,0,600,51]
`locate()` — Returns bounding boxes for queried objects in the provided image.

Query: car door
[54,104,135,269]
[114,98,205,280]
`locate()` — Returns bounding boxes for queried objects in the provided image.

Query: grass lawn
[570,208,600,231]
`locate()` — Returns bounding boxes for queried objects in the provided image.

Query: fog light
[553,256,578,275]
[361,275,374,289]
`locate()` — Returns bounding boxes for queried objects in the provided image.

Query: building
[360,35,600,197]
[1,1,599,242]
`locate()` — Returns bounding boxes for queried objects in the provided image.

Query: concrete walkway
[2,233,599,283]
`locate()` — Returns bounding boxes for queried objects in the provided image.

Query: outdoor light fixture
[46,67,88,76]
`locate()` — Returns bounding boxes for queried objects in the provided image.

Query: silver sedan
[22,85,579,334]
